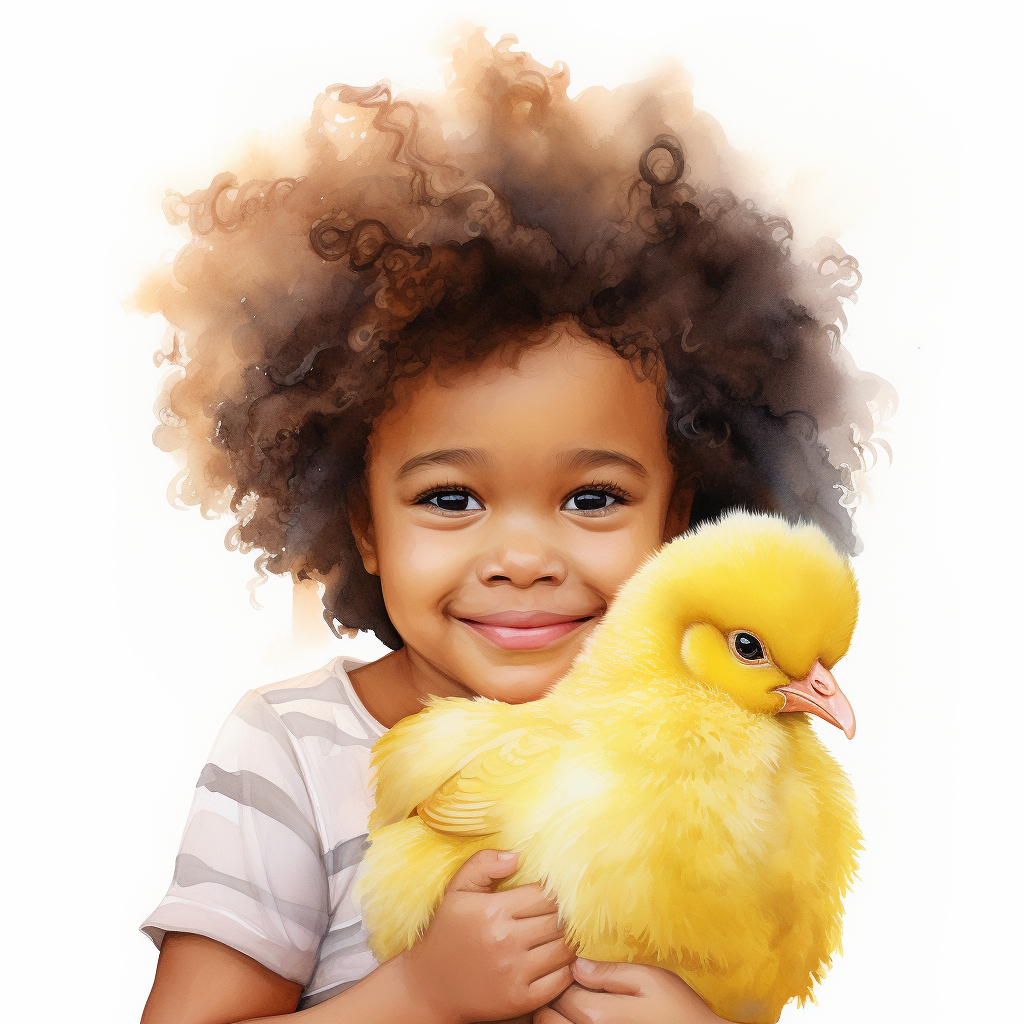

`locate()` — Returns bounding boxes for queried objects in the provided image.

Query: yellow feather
[354,512,862,1024]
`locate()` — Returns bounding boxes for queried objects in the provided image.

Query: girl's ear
[663,485,695,542]
[347,477,380,576]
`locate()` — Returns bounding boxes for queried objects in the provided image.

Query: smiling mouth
[456,611,596,651]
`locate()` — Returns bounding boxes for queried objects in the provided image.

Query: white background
[2,1,1020,1021]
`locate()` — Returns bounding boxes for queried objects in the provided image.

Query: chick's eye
[564,491,618,512]
[423,491,482,513]
[732,631,766,662]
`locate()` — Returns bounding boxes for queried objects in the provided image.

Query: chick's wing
[416,725,565,836]
[369,696,573,835]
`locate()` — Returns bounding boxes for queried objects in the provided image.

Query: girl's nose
[478,531,568,588]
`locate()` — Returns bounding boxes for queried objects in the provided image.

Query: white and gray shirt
[141,657,384,1008]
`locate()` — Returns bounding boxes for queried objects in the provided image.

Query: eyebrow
[556,448,649,478]
[395,448,494,479]
[395,446,649,480]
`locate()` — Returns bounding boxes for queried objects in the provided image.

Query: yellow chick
[354,511,861,1024]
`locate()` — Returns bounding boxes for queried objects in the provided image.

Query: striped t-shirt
[141,656,385,1008]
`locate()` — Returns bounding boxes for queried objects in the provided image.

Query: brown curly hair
[132,29,895,650]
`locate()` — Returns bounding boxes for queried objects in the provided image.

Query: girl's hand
[395,849,576,1024]
[535,958,728,1024]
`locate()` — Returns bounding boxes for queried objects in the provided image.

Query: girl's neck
[348,647,477,729]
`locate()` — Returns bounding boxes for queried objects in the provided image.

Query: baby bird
[355,511,861,1024]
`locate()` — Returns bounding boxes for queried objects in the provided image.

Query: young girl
[137,29,891,1024]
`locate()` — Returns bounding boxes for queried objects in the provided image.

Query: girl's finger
[503,882,560,919]
[553,984,631,1021]
[446,849,520,893]
[533,1007,578,1024]
[570,958,645,995]
[526,962,575,1006]
[516,910,565,950]
[525,935,577,984]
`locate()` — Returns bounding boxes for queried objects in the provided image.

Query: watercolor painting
[3,4,1019,1024]
[131,28,887,1020]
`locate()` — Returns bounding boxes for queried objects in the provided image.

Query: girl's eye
[563,491,620,513]
[422,490,482,513]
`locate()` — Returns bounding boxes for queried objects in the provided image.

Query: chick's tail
[354,815,490,963]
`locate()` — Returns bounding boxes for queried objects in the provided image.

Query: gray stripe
[324,833,369,876]
[262,676,348,706]
[318,920,370,960]
[325,919,364,942]
[197,763,322,857]
[298,979,357,1009]
[279,711,372,748]
[236,696,304,775]
[173,853,328,934]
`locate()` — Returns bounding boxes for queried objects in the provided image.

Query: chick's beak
[773,660,856,739]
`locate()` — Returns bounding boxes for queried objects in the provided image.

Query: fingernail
[497,850,519,862]
[574,958,596,973]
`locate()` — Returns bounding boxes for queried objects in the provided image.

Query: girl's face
[353,325,688,703]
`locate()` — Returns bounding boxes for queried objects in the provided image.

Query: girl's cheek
[387,520,478,591]
[570,526,657,594]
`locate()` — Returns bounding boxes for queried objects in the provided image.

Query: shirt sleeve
[140,690,330,986]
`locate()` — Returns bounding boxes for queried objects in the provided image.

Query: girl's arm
[141,933,299,1023]
[141,932,448,1024]
[142,851,575,1024]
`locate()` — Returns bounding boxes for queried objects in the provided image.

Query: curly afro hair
[133,28,895,650]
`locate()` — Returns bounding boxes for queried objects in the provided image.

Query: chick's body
[355,514,861,1024]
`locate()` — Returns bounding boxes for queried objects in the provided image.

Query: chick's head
[628,511,859,735]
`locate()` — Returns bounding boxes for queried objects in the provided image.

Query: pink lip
[456,611,596,650]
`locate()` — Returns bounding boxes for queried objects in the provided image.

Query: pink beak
[773,660,856,739]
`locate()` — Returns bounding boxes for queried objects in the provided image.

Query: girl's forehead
[368,330,670,463]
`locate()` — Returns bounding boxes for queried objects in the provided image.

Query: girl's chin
[475,681,562,704]
[460,658,579,704]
